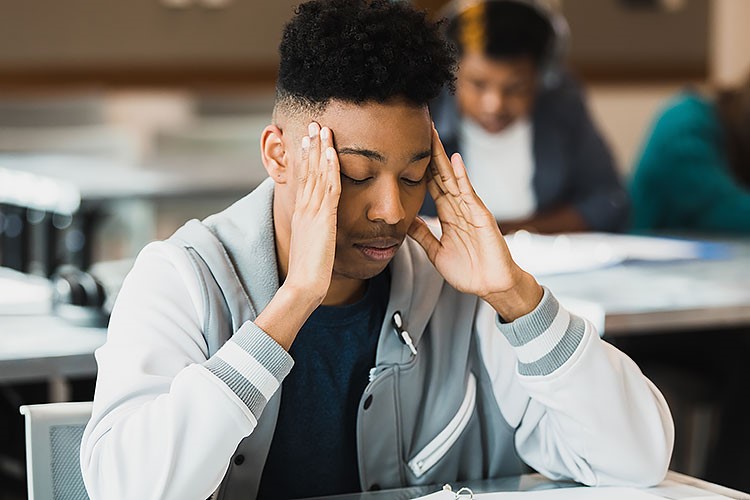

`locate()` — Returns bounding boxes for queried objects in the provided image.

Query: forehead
[318,100,432,157]
[460,52,537,80]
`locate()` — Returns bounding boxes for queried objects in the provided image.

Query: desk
[2,239,748,391]
[0,315,105,400]
[0,266,105,400]
[306,471,750,500]
[539,239,750,336]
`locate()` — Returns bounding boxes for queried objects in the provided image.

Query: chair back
[19,401,92,500]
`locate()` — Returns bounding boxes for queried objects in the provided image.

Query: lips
[354,238,401,261]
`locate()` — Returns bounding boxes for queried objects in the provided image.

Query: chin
[333,257,391,281]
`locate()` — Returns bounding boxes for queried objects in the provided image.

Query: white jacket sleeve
[80,242,293,500]
[477,287,674,487]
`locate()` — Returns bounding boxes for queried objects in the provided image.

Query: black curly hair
[275,0,456,117]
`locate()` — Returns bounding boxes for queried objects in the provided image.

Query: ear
[261,125,289,184]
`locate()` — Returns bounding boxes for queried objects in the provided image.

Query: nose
[367,179,406,225]
[480,88,505,115]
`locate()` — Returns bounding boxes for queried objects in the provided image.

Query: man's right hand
[255,122,342,351]
[284,122,342,306]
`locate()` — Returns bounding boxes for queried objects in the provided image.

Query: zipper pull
[392,311,417,356]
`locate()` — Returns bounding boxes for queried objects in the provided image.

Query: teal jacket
[629,93,750,234]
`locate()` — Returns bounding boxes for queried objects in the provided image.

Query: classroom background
[1,0,749,499]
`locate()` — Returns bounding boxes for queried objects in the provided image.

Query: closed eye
[341,173,372,185]
[402,175,425,186]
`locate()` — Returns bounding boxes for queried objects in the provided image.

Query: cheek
[335,186,364,227]
[458,89,479,113]
[403,185,428,217]
[513,95,534,116]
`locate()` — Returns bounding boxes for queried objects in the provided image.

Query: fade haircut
[274,0,457,119]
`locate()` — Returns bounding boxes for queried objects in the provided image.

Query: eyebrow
[337,147,431,164]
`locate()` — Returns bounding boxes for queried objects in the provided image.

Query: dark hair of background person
[716,75,750,188]
[275,0,457,115]
[445,0,554,65]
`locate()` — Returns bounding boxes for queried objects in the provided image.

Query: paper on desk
[505,231,727,277]
[0,269,52,315]
[413,486,677,499]
[647,478,734,499]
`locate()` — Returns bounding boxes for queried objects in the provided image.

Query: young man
[81,1,673,498]
[424,0,629,234]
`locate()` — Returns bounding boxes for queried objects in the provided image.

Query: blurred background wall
[2,0,748,176]
[1,0,749,252]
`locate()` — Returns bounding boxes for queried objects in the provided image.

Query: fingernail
[302,135,310,148]
[320,127,329,141]
[325,147,335,160]
[308,122,319,137]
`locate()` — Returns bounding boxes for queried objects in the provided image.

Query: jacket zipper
[407,373,477,478]
[392,311,417,356]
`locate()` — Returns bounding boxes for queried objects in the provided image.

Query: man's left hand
[408,126,543,321]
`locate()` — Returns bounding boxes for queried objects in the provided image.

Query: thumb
[408,216,440,264]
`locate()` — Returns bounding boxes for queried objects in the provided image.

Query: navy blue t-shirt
[256,271,390,499]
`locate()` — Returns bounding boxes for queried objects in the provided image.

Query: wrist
[483,269,543,322]
[279,282,325,313]
[255,283,322,351]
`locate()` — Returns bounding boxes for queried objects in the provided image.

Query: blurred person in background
[422,0,629,234]
[630,74,750,234]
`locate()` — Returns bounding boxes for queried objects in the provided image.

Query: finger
[427,175,460,225]
[295,134,311,205]
[319,126,340,205]
[430,126,460,197]
[451,152,495,222]
[426,175,443,203]
[325,145,342,203]
[450,153,476,198]
[320,126,333,175]
[321,126,340,191]
[303,121,322,200]
[427,153,464,224]
[408,216,441,264]
[427,127,449,196]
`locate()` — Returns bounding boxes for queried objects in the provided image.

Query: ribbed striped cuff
[204,321,294,418]
[495,287,585,376]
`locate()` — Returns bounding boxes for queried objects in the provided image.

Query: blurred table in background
[503,232,750,337]
[0,315,105,398]
[0,267,105,401]
[0,93,274,275]
[0,150,268,275]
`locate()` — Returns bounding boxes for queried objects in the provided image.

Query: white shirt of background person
[459,116,535,221]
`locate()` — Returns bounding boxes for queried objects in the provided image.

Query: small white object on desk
[413,484,730,499]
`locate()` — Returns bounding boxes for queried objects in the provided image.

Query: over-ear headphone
[51,265,109,327]
[440,0,570,89]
